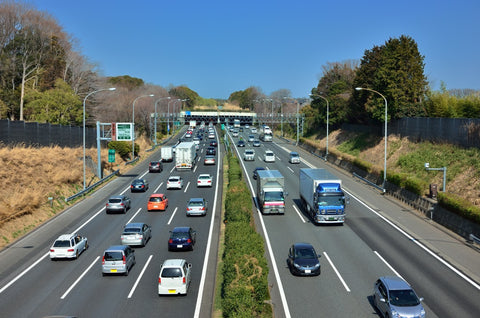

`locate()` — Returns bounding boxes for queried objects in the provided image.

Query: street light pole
[132,94,154,159]
[310,94,329,159]
[154,97,171,146]
[356,87,388,191]
[82,87,116,190]
[167,99,175,137]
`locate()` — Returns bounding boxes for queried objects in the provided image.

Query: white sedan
[49,233,88,260]
[197,174,213,187]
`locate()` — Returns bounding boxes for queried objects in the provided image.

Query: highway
[230,127,480,318]
[1,124,479,318]
[0,128,222,318]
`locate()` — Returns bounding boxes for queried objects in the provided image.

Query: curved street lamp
[83,87,116,190]
[309,94,329,160]
[154,97,171,146]
[132,94,154,159]
[355,87,388,191]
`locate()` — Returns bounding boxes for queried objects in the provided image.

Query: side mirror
[379,298,386,303]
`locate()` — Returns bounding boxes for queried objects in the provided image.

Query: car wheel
[75,250,79,259]
[124,207,127,214]
[85,242,89,250]
[124,267,129,276]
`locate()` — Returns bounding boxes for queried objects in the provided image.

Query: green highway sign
[116,123,133,141]
[108,149,115,163]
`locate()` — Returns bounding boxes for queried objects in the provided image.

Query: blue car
[287,242,321,276]
[168,227,196,251]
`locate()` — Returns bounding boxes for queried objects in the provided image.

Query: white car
[264,150,275,162]
[197,174,213,187]
[243,149,255,161]
[158,259,192,295]
[167,176,183,189]
[49,233,88,260]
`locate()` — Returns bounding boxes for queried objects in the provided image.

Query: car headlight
[294,263,301,269]
[320,209,326,215]
[420,309,426,318]
[390,309,400,318]
[313,263,320,269]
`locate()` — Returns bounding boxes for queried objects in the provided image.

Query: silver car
[186,197,208,216]
[243,149,255,161]
[373,276,425,318]
[167,176,183,190]
[289,151,300,164]
[120,222,152,247]
[101,245,136,276]
[106,195,131,214]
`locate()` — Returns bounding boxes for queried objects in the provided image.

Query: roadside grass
[0,135,153,249]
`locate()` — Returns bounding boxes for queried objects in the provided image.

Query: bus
[233,119,241,128]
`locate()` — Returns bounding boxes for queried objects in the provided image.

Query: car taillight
[130,185,133,188]
[158,277,161,284]
[106,203,109,207]
[183,277,186,284]
[102,256,105,265]
[123,255,126,265]
[168,239,173,243]
[120,203,124,206]
[67,248,74,252]
[201,207,205,210]
[187,239,192,243]
[50,249,55,252]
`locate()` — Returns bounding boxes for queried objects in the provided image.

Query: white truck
[161,146,173,162]
[299,168,347,224]
[175,142,197,170]
[259,125,273,142]
[256,170,286,214]
[189,120,196,129]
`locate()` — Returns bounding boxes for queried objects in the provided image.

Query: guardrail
[469,233,480,245]
[65,169,119,202]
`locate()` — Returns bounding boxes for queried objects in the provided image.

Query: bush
[438,192,480,223]
[107,141,139,159]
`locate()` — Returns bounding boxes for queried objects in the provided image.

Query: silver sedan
[121,223,152,247]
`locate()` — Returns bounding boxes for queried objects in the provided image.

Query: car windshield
[264,191,284,201]
[199,176,210,180]
[246,151,254,155]
[169,178,179,182]
[296,248,317,259]
[109,198,122,203]
[291,153,299,158]
[132,180,143,185]
[161,268,182,278]
[53,240,71,247]
[104,251,123,261]
[123,228,141,234]
[389,289,420,306]
[317,196,345,206]
[149,197,162,202]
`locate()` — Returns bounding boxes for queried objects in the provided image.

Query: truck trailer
[299,168,347,224]
[161,146,173,162]
[175,142,197,170]
[256,170,286,214]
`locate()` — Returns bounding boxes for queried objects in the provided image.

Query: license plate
[153,205,158,208]
[110,269,117,273]
[168,289,176,294]
[329,217,336,221]
[177,245,183,248]
[305,269,311,274]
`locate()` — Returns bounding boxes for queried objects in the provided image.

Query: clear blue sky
[32,0,480,99]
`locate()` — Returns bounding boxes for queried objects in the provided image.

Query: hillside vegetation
[0,137,152,249]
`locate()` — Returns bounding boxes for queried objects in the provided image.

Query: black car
[149,161,163,173]
[287,243,321,276]
[206,147,216,155]
[130,179,149,192]
[168,227,197,251]
[253,167,266,180]
[209,140,218,147]
[237,140,245,147]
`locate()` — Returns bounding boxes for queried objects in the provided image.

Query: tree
[168,86,198,109]
[353,35,428,122]
[228,86,262,110]
[24,78,82,125]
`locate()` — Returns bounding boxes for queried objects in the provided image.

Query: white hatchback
[264,150,275,162]
[167,176,183,190]
[158,259,192,295]
[50,233,88,260]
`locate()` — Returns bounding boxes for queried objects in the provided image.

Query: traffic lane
[348,203,478,318]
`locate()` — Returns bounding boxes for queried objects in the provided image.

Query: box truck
[299,168,347,224]
[256,170,286,214]
[161,146,173,162]
[175,142,197,170]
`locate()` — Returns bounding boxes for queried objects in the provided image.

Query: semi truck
[299,168,347,224]
[256,170,286,214]
[175,142,197,170]
[161,146,173,162]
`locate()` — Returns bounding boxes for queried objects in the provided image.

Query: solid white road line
[323,252,351,292]
[374,251,404,279]
[154,182,163,193]
[167,207,178,225]
[126,208,142,224]
[292,204,306,223]
[61,256,99,299]
[128,255,153,298]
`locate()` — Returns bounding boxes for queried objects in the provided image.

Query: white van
[264,150,275,162]
[158,259,192,295]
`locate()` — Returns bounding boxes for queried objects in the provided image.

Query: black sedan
[287,243,321,276]
[237,140,245,147]
[206,147,216,155]
[130,179,149,192]
[168,227,196,251]
[210,140,218,147]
